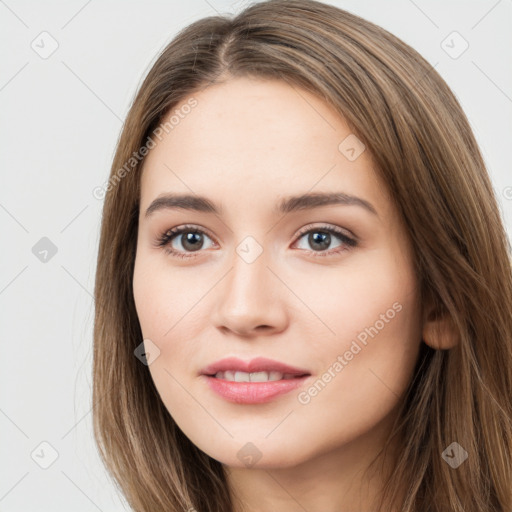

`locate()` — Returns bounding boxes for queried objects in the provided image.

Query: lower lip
[202,375,310,404]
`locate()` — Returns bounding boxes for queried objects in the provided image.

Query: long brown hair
[92,1,512,510]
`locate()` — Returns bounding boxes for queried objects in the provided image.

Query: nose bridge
[226,240,272,308]
[213,237,287,334]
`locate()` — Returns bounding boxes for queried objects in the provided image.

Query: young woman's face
[133,77,423,470]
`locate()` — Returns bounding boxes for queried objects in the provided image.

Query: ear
[422,302,460,350]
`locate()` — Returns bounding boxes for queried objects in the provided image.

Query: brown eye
[176,231,205,252]
[156,225,216,259]
[293,225,357,256]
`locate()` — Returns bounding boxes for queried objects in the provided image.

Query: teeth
[249,371,269,382]
[224,370,236,381]
[213,370,296,382]
[234,371,250,382]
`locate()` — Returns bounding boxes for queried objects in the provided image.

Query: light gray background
[1,0,511,510]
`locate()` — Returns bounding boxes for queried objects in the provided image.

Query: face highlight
[132,76,422,475]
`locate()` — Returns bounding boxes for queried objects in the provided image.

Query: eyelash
[155,223,358,260]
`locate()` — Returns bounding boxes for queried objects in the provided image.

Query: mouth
[200,357,312,404]
[208,370,308,382]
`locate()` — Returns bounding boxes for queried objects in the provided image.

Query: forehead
[139,77,389,219]
[147,76,353,160]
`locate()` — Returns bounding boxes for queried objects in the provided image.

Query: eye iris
[181,232,203,252]
[309,231,330,251]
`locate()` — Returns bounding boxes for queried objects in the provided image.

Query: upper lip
[200,357,311,376]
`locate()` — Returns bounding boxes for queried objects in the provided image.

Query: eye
[292,224,357,257]
[155,223,357,260]
[155,224,216,259]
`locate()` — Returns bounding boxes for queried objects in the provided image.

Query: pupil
[310,231,330,251]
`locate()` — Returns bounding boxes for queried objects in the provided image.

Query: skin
[132,76,446,511]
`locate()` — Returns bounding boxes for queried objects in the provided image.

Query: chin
[193,435,314,470]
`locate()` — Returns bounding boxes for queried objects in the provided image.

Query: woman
[92,1,512,510]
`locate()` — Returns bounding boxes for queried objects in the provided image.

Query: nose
[211,248,289,338]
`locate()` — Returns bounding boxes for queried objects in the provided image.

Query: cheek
[290,242,416,352]
[292,248,421,435]
[289,246,419,352]
[133,252,201,340]
[132,253,209,397]
[293,295,421,462]
[132,258,205,427]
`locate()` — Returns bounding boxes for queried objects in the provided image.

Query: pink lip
[200,356,310,376]
[200,357,311,404]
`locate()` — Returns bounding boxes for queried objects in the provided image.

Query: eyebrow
[144,191,378,218]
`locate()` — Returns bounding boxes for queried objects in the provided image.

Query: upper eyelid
[294,223,356,240]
